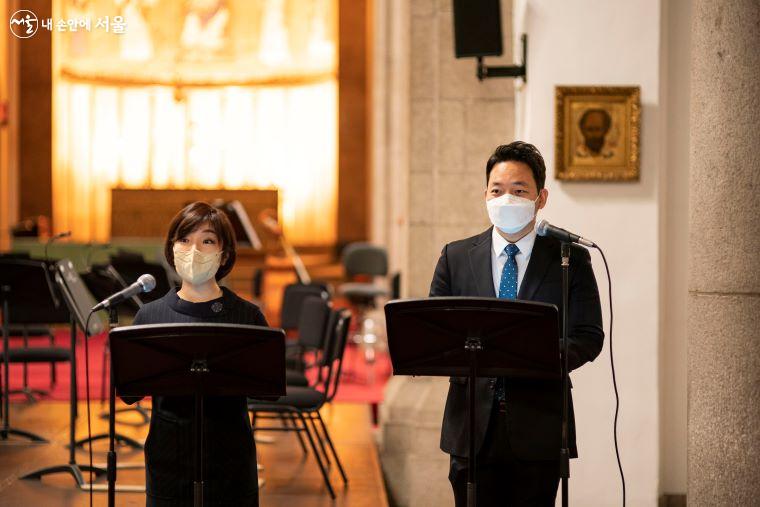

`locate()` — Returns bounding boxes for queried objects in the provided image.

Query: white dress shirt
[491,226,537,297]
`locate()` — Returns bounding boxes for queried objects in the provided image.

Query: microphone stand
[107,306,118,507]
[98,266,151,425]
[560,242,571,507]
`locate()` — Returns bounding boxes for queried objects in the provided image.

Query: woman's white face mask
[172,244,222,285]
[486,193,539,234]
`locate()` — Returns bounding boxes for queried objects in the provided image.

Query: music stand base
[21,463,106,486]
[99,403,151,426]
[9,387,49,403]
[73,432,143,449]
[1,427,48,443]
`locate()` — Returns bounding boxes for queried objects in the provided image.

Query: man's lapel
[468,228,496,298]
[517,235,554,300]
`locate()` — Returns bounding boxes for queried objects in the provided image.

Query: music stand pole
[194,394,204,507]
[465,337,482,507]
[560,243,571,507]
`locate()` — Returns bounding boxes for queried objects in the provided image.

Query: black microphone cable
[593,245,625,506]
[84,310,96,507]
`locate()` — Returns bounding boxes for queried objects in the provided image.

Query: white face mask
[172,244,222,285]
[486,193,539,234]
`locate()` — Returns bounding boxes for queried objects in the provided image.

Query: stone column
[688,1,760,504]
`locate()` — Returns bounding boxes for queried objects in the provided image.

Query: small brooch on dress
[211,302,223,313]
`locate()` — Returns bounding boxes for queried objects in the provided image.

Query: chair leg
[316,411,348,484]
[295,412,335,499]
[283,413,307,455]
[306,413,331,467]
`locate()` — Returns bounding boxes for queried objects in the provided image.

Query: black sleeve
[429,244,453,297]
[567,246,605,371]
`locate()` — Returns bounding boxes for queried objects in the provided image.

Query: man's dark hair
[485,141,547,190]
[579,108,612,132]
[164,201,237,281]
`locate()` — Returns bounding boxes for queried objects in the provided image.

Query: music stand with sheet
[384,297,560,507]
[107,323,286,507]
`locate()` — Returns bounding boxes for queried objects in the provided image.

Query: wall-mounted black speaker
[452,0,503,58]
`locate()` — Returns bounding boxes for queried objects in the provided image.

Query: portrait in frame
[555,86,640,181]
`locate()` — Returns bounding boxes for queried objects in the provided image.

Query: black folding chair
[285,295,331,373]
[249,310,351,499]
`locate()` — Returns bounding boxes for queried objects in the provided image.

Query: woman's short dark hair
[164,201,237,281]
[485,141,547,190]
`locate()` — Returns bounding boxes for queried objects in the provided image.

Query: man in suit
[429,141,604,506]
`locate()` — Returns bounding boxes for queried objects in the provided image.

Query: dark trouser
[449,400,559,507]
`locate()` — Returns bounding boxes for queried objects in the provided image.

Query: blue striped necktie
[495,243,520,402]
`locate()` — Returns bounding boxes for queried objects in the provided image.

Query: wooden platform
[0,401,388,507]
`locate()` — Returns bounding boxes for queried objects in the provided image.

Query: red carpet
[3,328,391,405]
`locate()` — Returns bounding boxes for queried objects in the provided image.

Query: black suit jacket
[430,228,604,461]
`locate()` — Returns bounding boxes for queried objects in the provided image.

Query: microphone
[536,220,596,248]
[92,274,156,312]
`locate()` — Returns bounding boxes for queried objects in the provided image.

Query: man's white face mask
[486,193,539,234]
[172,244,222,285]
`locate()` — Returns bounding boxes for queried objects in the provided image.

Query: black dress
[129,287,266,507]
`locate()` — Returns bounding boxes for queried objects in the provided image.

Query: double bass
[258,209,312,285]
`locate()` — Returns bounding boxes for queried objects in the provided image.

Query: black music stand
[107,323,286,507]
[49,260,143,451]
[21,259,114,488]
[0,258,69,443]
[384,297,561,507]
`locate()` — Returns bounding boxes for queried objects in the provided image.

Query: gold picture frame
[555,86,640,181]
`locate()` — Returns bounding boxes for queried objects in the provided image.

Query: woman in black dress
[129,201,265,506]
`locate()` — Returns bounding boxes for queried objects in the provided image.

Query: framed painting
[555,86,640,181]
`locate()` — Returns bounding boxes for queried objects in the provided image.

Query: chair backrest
[296,296,331,349]
[280,283,329,330]
[322,311,352,402]
[342,243,388,278]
